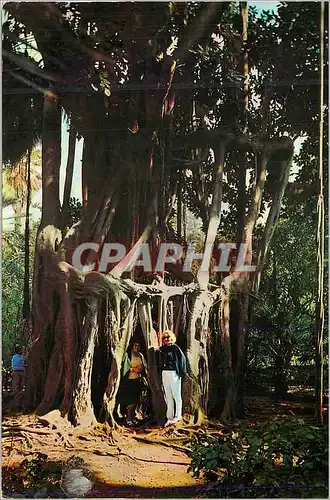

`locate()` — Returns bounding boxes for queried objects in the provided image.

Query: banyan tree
[3,2,296,427]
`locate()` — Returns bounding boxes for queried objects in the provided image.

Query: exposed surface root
[132,435,191,453]
[89,448,188,465]
[2,411,202,497]
[3,426,56,435]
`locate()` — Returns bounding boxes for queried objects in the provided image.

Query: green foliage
[2,225,37,367]
[2,452,62,497]
[247,214,323,394]
[2,13,43,164]
[3,149,42,207]
[2,231,25,363]
[189,418,328,498]
[2,169,16,205]
[67,197,82,226]
[3,2,327,243]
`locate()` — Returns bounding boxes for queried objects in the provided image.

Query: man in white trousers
[158,330,187,427]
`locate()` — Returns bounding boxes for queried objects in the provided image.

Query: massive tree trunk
[137,298,167,423]
[184,289,217,424]
[24,90,62,408]
[7,2,297,428]
[23,139,295,428]
[183,142,226,423]
[41,92,61,228]
[220,149,268,422]
[102,294,137,427]
[71,297,99,427]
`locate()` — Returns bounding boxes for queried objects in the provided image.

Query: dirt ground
[2,394,327,498]
[2,410,204,498]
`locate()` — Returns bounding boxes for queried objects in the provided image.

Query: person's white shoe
[172,417,181,424]
[164,420,174,427]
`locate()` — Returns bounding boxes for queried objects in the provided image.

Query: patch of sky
[59,113,83,204]
[249,1,280,14]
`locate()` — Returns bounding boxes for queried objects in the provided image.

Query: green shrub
[188,417,328,498]
[2,452,62,497]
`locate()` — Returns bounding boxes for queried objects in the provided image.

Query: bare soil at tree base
[2,393,327,498]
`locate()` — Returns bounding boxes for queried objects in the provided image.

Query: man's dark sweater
[158,344,187,378]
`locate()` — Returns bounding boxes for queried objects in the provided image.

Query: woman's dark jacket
[158,343,187,378]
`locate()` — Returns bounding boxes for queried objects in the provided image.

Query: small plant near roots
[19,438,33,454]
[188,417,328,498]
[2,452,62,498]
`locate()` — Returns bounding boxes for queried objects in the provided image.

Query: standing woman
[158,330,187,427]
[119,342,147,426]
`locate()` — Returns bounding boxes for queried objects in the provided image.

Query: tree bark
[177,174,183,239]
[315,0,325,425]
[41,91,61,228]
[102,297,137,426]
[220,151,268,422]
[240,1,248,131]
[71,297,98,428]
[138,299,167,424]
[252,149,294,295]
[184,290,215,424]
[24,83,62,408]
[197,143,226,289]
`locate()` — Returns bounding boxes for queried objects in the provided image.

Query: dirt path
[3,395,324,498]
[43,438,202,497]
[2,413,204,498]
[80,440,202,498]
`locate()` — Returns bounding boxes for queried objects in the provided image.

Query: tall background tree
[315,0,326,424]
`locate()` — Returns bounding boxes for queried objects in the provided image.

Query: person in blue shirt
[11,346,25,395]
